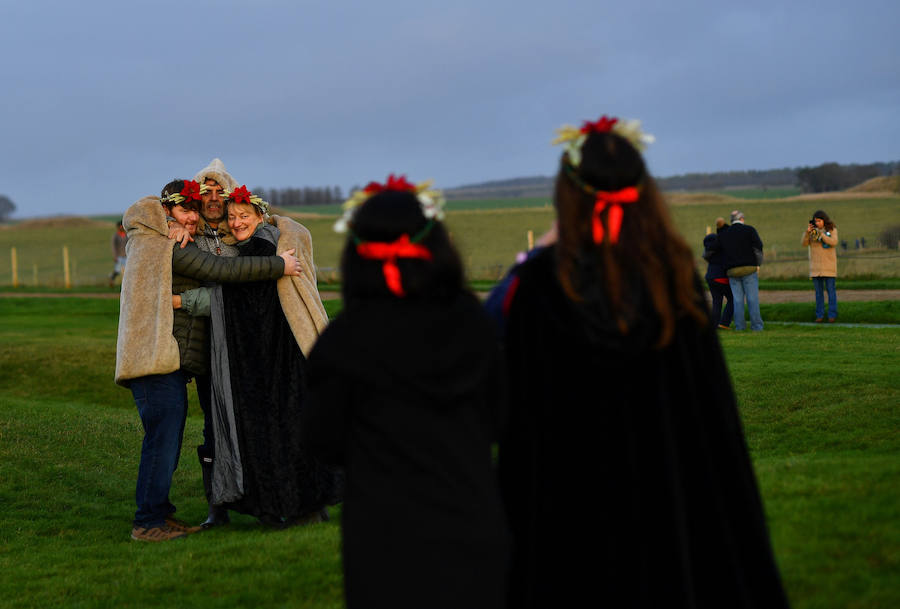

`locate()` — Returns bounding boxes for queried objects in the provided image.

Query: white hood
[194,158,238,191]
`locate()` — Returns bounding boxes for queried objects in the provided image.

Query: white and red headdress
[553,115,655,244]
[336,174,445,297]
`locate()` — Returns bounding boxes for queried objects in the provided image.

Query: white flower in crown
[552,115,654,166]
[334,174,445,233]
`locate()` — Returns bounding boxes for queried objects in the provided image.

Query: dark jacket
[171,242,284,376]
[718,222,763,270]
[702,226,729,281]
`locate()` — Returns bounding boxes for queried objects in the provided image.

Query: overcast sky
[1,0,898,218]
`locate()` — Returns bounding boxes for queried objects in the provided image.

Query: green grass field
[1,192,898,285]
[1,298,898,608]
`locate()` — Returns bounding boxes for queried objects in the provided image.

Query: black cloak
[498,246,789,609]
[212,229,341,523]
[303,292,510,609]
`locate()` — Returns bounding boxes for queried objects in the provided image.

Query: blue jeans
[813,276,837,319]
[729,272,763,331]
[130,370,189,528]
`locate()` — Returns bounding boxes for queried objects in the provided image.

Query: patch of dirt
[758,290,900,303]
[2,216,114,230]
[666,192,740,205]
[3,289,898,303]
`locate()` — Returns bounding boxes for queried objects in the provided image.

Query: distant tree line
[442,160,900,198]
[657,168,799,191]
[0,194,15,222]
[628,161,900,193]
[251,186,344,207]
[795,162,898,193]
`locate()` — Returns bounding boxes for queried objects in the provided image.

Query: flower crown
[160,180,208,206]
[223,185,270,216]
[552,115,655,167]
[334,174,445,233]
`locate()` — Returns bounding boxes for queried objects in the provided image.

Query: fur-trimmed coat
[115,196,179,386]
[269,215,329,355]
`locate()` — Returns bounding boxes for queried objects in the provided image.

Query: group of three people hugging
[114,117,791,609]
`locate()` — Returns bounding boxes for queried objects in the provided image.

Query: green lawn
[1,299,898,608]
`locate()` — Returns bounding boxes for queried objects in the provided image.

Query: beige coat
[802,227,838,278]
[270,215,329,355]
[115,197,179,385]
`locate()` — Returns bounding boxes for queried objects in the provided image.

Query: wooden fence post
[63,245,71,289]
[11,247,18,287]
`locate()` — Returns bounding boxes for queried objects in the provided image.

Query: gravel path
[2,289,898,303]
[753,289,900,303]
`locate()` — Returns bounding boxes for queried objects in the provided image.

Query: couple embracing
[115,159,342,541]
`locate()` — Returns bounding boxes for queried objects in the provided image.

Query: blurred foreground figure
[304,176,509,609]
[487,117,790,609]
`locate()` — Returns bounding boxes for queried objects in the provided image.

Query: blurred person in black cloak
[302,175,509,609]
[486,116,790,609]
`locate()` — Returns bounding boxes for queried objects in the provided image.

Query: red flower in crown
[363,173,418,195]
[580,116,619,134]
[180,180,202,202]
[231,185,252,205]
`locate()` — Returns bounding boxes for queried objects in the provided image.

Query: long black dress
[210,226,341,523]
[496,246,790,609]
[303,292,510,609]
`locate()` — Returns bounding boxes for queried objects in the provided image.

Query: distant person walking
[802,209,838,322]
[702,217,734,329]
[718,210,764,331]
[109,219,127,286]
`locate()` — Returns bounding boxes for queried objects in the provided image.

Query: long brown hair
[812,210,835,232]
[554,132,706,347]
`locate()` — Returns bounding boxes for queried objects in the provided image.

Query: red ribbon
[591,186,639,244]
[180,180,202,202]
[231,185,252,205]
[356,234,433,297]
